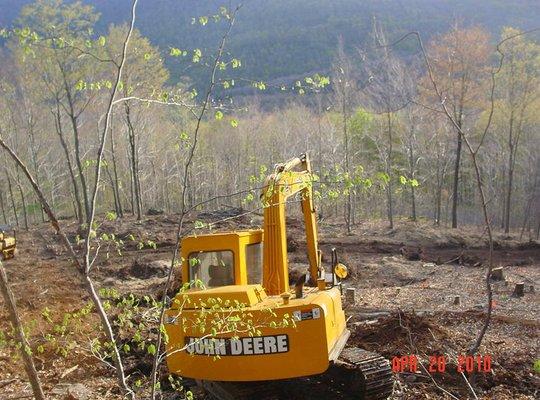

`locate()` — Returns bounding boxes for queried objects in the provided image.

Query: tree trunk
[411,185,417,221]
[52,104,84,225]
[68,112,90,222]
[0,261,46,400]
[0,191,7,224]
[59,64,90,222]
[15,169,29,231]
[386,112,394,229]
[343,101,352,234]
[451,131,462,228]
[125,103,142,220]
[7,174,19,228]
[504,147,514,234]
[108,120,123,217]
[27,122,45,223]
[520,166,539,240]
[105,166,121,217]
[436,165,442,226]
[408,142,417,221]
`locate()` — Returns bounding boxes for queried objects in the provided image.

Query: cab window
[188,250,234,287]
[246,243,263,284]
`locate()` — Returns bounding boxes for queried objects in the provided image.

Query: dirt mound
[348,311,450,357]
[516,240,540,250]
[127,259,170,279]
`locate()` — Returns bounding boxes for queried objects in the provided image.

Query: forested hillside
[1,0,539,90]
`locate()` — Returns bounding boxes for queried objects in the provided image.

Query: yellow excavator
[164,154,393,399]
[0,225,16,260]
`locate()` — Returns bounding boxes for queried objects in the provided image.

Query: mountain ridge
[1,0,538,89]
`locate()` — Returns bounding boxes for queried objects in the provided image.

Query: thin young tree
[0,261,45,400]
[331,37,356,233]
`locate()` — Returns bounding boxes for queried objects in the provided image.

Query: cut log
[513,282,525,297]
[491,267,505,281]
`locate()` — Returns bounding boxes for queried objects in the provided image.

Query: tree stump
[513,282,525,297]
[453,296,461,305]
[491,267,504,281]
[346,287,356,304]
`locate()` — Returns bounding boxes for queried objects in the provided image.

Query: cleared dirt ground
[0,214,538,399]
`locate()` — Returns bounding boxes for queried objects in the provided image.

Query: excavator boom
[261,153,320,295]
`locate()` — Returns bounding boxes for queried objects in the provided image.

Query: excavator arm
[261,153,321,296]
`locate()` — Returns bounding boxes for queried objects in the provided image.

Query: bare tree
[362,19,412,229]
[332,37,356,233]
[424,25,490,228]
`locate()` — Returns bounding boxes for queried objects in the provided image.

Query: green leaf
[377,172,390,184]
[399,175,407,185]
[231,58,241,68]
[192,49,202,63]
[75,80,86,91]
[215,110,224,120]
[534,359,540,373]
[170,47,182,57]
[230,119,238,128]
[253,81,266,91]
[147,343,156,355]
[98,36,106,46]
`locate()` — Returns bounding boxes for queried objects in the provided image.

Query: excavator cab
[182,230,263,288]
[0,225,16,260]
[164,154,393,399]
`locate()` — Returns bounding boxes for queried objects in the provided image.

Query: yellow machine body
[0,229,16,260]
[165,231,348,380]
[164,154,349,381]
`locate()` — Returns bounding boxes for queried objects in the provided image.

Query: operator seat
[208,264,233,287]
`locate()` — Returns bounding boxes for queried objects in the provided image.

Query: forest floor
[0,213,538,400]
